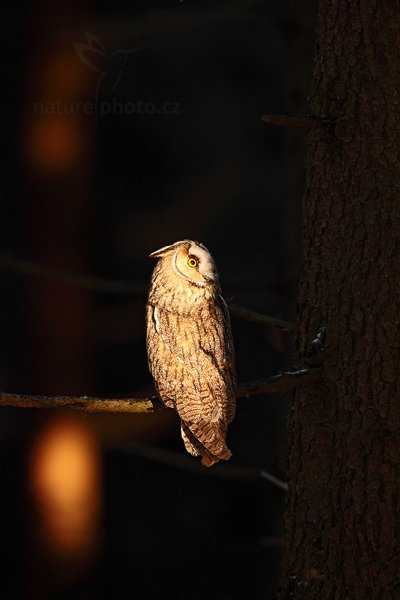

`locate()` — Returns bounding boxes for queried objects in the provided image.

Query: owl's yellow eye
[187,257,198,268]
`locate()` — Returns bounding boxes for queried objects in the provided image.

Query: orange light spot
[30,416,101,560]
[26,115,84,172]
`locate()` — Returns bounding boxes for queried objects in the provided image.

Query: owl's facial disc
[174,242,217,286]
[149,240,218,286]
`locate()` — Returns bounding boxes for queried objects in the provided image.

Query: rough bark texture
[281,2,400,598]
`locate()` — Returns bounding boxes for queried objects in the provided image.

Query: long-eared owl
[146,240,236,467]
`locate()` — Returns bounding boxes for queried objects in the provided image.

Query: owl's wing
[152,296,236,423]
[200,294,236,395]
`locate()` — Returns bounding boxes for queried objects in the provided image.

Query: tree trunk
[281,2,400,598]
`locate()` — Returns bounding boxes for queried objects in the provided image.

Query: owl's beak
[149,243,177,258]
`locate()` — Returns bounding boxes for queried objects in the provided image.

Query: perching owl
[146,240,236,467]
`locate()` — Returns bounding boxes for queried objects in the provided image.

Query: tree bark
[281,2,400,598]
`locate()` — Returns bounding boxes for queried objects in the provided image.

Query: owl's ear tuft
[149,244,177,258]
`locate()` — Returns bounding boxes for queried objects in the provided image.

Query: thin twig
[0,254,147,297]
[236,368,320,398]
[228,302,295,331]
[0,369,320,413]
[261,113,328,128]
[261,470,288,491]
[119,442,288,490]
[0,254,296,330]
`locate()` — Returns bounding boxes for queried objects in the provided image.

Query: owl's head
[149,240,218,287]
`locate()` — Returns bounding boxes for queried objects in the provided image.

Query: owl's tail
[180,421,232,468]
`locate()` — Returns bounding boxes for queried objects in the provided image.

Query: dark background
[0,1,315,598]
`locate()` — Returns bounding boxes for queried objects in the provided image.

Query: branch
[120,442,288,490]
[0,254,295,330]
[236,368,320,397]
[0,391,163,413]
[0,369,320,413]
[260,470,288,491]
[228,302,295,331]
[261,113,328,128]
[0,254,146,297]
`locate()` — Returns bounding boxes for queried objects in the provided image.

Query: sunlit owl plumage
[146,240,236,467]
